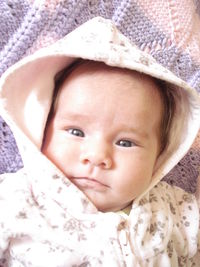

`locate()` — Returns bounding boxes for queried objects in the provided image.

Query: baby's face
[42,62,163,212]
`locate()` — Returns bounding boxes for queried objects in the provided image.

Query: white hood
[0,16,199,201]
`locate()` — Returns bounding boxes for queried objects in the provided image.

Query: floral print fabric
[0,157,199,266]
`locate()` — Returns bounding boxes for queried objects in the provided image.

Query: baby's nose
[80,140,112,169]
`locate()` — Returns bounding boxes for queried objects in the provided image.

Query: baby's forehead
[53,59,165,117]
[55,60,164,119]
[61,59,158,89]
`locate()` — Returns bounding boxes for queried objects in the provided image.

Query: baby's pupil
[73,129,82,136]
[119,140,131,147]
[69,128,84,137]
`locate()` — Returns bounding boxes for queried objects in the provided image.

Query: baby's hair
[45,59,85,123]
[43,59,176,154]
[153,79,176,154]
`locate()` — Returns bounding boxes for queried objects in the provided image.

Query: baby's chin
[85,197,117,213]
[79,187,133,213]
[95,201,132,213]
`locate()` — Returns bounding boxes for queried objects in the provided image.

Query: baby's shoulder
[152,181,199,226]
[155,181,196,204]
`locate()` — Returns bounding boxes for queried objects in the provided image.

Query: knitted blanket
[0,0,200,193]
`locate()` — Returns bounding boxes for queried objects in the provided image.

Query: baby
[0,17,199,266]
[42,59,175,212]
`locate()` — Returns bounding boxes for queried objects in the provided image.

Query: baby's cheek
[121,162,152,190]
[60,144,81,166]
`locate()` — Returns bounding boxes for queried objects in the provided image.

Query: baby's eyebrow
[56,112,150,139]
[118,125,149,139]
[56,111,94,123]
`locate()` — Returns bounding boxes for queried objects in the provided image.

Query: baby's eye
[116,140,134,147]
[67,128,85,137]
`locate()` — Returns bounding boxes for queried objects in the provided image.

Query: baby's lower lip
[70,177,108,190]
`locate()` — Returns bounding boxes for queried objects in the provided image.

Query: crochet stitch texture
[0,0,199,193]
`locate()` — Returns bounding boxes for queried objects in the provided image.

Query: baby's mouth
[70,176,109,189]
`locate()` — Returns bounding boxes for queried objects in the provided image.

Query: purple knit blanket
[0,0,199,193]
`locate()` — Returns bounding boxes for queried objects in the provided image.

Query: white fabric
[0,17,200,266]
[0,161,199,266]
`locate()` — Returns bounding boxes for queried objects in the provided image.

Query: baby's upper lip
[70,176,109,187]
